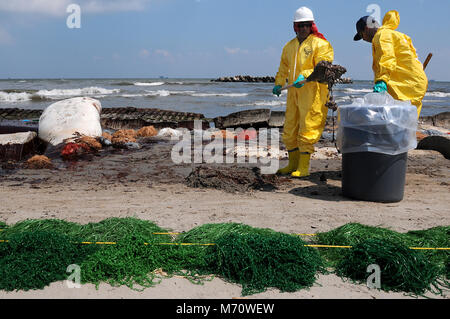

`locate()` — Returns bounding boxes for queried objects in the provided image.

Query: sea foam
[134,82,165,86]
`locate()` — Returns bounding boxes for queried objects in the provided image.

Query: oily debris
[210,130,236,139]
[307,61,346,111]
[325,96,338,111]
[61,142,92,160]
[185,165,284,193]
[136,126,158,138]
[307,61,347,88]
[24,155,53,169]
[102,132,113,141]
[111,129,137,144]
[74,136,102,151]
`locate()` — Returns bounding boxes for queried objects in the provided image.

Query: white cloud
[0,0,151,16]
[225,47,249,55]
[154,49,170,57]
[139,49,172,59]
[139,49,150,58]
[0,27,13,45]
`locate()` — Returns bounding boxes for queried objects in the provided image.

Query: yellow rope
[0,229,448,250]
[153,243,216,246]
[1,238,448,250]
[79,242,117,245]
[305,244,352,249]
[409,247,450,251]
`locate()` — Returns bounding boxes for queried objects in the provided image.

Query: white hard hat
[294,7,314,22]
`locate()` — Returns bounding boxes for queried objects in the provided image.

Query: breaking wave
[236,100,286,107]
[33,87,120,100]
[122,90,247,98]
[425,91,450,98]
[134,82,165,86]
[0,87,120,103]
[0,91,32,102]
[341,88,373,93]
[191,93,249,97]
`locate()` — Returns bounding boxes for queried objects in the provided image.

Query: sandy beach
[0,130,448,299]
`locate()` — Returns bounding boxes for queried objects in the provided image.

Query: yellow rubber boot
[291,153,311,178]
[277,148,300,175]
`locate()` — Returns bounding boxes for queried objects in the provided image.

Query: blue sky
[0,0,449,80]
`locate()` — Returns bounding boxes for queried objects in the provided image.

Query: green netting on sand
[176,222,282,276]
[405,226,450,278]
[0,219,81,238]
[177,223,323,296]
[0,217,172,243]
[0,219,448,296]
[314,223,449,278]
[0,231,97,291]
[335,238,444,296]
[177,222,278,244]
[0,221,8,230]
[80,233,177,290]
[207,232,323,296]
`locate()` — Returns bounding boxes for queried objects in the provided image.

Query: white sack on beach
[38,97,102,146]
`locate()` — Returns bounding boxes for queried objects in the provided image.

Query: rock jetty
[211,75,275,83]
[211,75,353,84]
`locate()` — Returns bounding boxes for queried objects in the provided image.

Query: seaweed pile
[185,166,285,193]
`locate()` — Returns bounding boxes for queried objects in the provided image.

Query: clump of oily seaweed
[307,61,347,111]
[185,165,283,193]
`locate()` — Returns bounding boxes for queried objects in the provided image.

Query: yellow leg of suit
[282,82,329,154]
[387,86,425,118]
[411,99,423,118]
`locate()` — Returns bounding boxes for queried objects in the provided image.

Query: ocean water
[0,78,449,119]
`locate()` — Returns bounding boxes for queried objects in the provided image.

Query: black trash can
[342,151,407,203]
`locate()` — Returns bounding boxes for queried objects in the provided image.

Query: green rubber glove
[373,81,387,93]
[293,74,305,88]
[272,85,282,97]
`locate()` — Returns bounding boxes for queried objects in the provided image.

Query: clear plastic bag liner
[337,93,418,155]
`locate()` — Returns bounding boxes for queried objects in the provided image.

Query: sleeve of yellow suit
[373,31,397,84]
[314,40,334,65]
[275,45,290,87]
[301,39,334,79]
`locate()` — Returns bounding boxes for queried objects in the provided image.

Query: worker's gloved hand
[293,74,306,88]
[373,81,387,93]
[272,85,282,97]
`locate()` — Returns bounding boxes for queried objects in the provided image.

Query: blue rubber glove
[293,74,305,88]
[373,81,387,93]
[272,85,282,97]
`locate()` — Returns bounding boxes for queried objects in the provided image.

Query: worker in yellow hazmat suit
[354,10,428,117]
[273,7,334,177]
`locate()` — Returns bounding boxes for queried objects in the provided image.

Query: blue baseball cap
[354,16,379,41]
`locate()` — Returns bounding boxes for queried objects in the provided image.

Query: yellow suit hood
[380,10,400,30]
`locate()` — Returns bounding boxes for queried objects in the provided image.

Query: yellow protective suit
[275,35,334,153]
[372,10,428,117]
